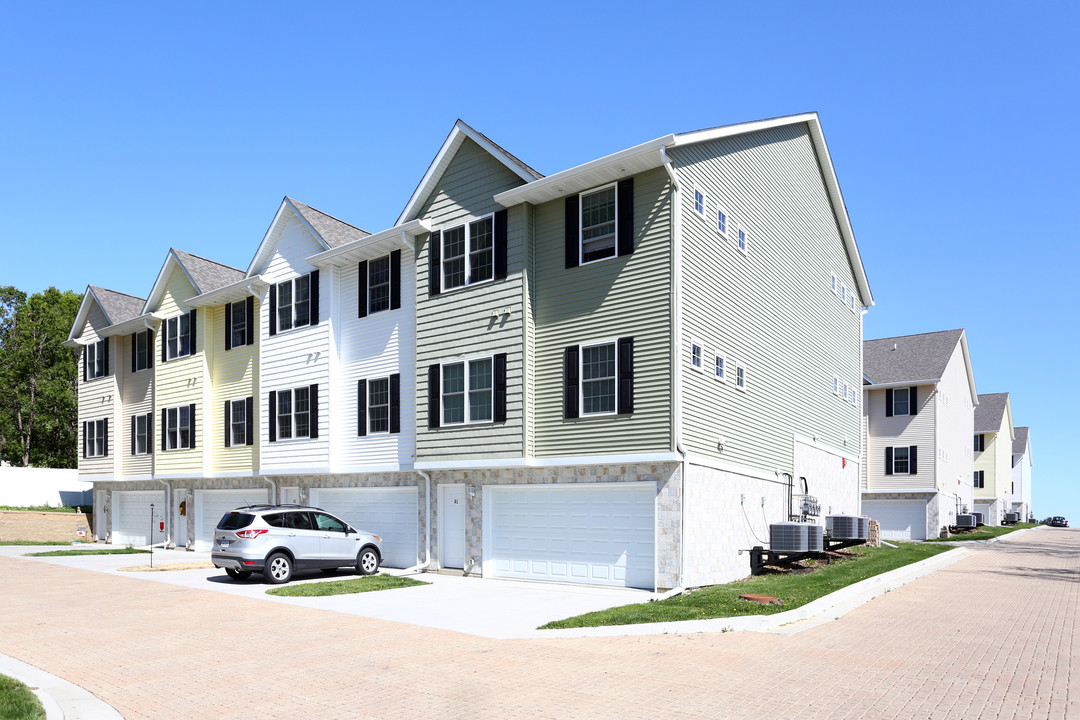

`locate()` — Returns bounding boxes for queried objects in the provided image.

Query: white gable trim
[395,120,538,226]
[957,331,979,406]
[66,286,106,344]
[142,250,200,314]
[246,198,331,278]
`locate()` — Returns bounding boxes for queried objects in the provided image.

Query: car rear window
[217,512,255,531]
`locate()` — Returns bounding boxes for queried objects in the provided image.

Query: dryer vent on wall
[770,522,824,553]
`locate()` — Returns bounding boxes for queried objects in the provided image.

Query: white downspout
[660,146,688,596]
[261,475,277,504]
[406,470,432,573]
[155,479,171,549]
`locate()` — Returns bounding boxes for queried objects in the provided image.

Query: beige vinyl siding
[533,166,673,457]
[119,331,154,477]
[975,420,1011,500]
[153,271,206,476]
[76,303,119,478]
[208,301,259,474]
[415,137,529,461]
[865,386,936,490]
[670,123,862,474]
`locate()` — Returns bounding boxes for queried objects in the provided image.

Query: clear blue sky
[2,2,1076,519]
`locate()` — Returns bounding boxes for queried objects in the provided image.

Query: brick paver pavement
[1,528,1075,719]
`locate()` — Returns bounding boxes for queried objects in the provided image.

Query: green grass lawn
[541,542,950,629]
[0,541,71,546]
[0,505,90,513]
[26,547,149,557]
[266,574,427,597]
[0,673,46,720]
[925,522,1037,542]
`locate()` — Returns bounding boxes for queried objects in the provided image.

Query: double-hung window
[85,339,107,379]
[693,187,706,218]
[442,357,493,425]
[84,418,107,458]
[132,330,152,372]
[165,405,194,451]
[735,363,747,391]
[714,353,726,381]
[441,216,493,291]
[277,387,310,440]
[717,207,729,236]
[581,342,617,415]
[368,378,390,433]
[277,274,311,332]
[973,433,984,452]
[131,413,151,455]
[165,310,195,361]
[974,470,985,488]
[357,375,400,436]
[564,339,633,418]
[580,185,617,264]
[892,446,910,474]
[690,339,703,371]
[227,399,247,446]
[891,387,910,416]
[736,227,749,255]
[368,255,391,313]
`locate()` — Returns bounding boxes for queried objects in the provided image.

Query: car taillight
[234,529,269,539]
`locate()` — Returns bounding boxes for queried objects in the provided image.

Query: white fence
[0,467,90,507]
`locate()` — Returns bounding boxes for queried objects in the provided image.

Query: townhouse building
[1011,426,1033,521]
[862,330,978,540]
[973,392,1015,525]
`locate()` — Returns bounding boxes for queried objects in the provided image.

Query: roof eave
[187,276,268,308]
[307,219,431,267]
[862,378,942,390]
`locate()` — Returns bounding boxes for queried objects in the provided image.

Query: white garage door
[194,489,269,551]
[309,487,418,569]
[863,499,926,541]
[112,491,166,546]
[486,483,655,589]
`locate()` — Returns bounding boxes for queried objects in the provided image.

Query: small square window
[690,340,703,371]
[735,364,747,391]
[693,187,706,218]
[714,354,726,381]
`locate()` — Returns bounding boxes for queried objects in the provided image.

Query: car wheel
[265,553,293,584]
[225,568,252,580]
[357,547,379,576]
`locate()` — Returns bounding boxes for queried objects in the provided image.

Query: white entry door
[440,485,466,570]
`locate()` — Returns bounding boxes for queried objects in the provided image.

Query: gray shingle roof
[975,393,1010,433]
[863,329,964,385]
[1013,426,1029,455]
[89,286,144,325]
[288,199,371,249]
[173,250,245,294]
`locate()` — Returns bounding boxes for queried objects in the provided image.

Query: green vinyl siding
[415,137,529,461]
[533,166,673,457]
[669,122,862,473]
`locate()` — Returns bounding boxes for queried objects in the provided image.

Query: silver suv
[211,504,382,584]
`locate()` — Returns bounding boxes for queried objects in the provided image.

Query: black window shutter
[389,373,401,434]
[357,379,367,437]
[565,346,579,419]
[494,209,508,280]
[147,413,153,455]
[617,337,634,413]
[617,178,634,257]
[493,354,507,423]
[308,270,320,326]
[390,250,402,310]
[357,260,368,318]
[147,330,153,368]
[83,346,89,382]
[245,296,255,346]
[309,383,319,439]
[189,403,197,449]
[225,302,233,351]
[82,422,87,459]
[268,391,277,443]
[885,446,893,475]
[429,231,441,296]
[885,388,893,417]
[269,285,277,336]
[909,446,918,474]
[131,415,136,455]
[909,387,917,416]
[224,400,232,447]
[131,333,137,374]
[428,365,440,429]
[161,409,167,451]
[189,310,197,353]
[565,195,580,269]
[102,418,108,457]
[245,396,253,446]
[161,323,167,363]
[103,337,110,377]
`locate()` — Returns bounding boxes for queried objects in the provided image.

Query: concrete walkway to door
[0,527,1075,719]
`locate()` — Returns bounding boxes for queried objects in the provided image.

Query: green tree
[0,287,82,467]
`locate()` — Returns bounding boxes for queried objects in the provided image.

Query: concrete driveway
[1,527,1076,719]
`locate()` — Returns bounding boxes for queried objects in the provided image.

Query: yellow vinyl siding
[208,301,259,473]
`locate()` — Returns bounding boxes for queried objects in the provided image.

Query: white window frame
[86,339,106,379]
[892,446,911,475]
[440,356,494,426]
[735,363,747,391]
[367,254,392,313]
[276,274,312,333]
[165,312,194,361]
[228,398,246,447]
[133,413,150,455]
[736,226,749,255]
[714,352,726,382]
[229,301,247,348]
[892,387,911,416]
[839,284,847,304]
[830,273,838,294]
[579,183,619,266]
[165,405,192,451]
[276,387,311,441]
[850,387,858,407]
[690,338,704,372]
[843,382,850,401]
[693,186,706,219]
[85,418,106,458]
[133,331,151,373]
[716,205,729,237]
[440,214,494,292]
[367,376,391,434]
[579,339,619,417]
[833,375,840,396]
[849,293,857,313]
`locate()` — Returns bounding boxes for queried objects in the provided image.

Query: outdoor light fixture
[468,484,476,498]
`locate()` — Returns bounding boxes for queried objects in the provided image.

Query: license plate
[220,538,230,548]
